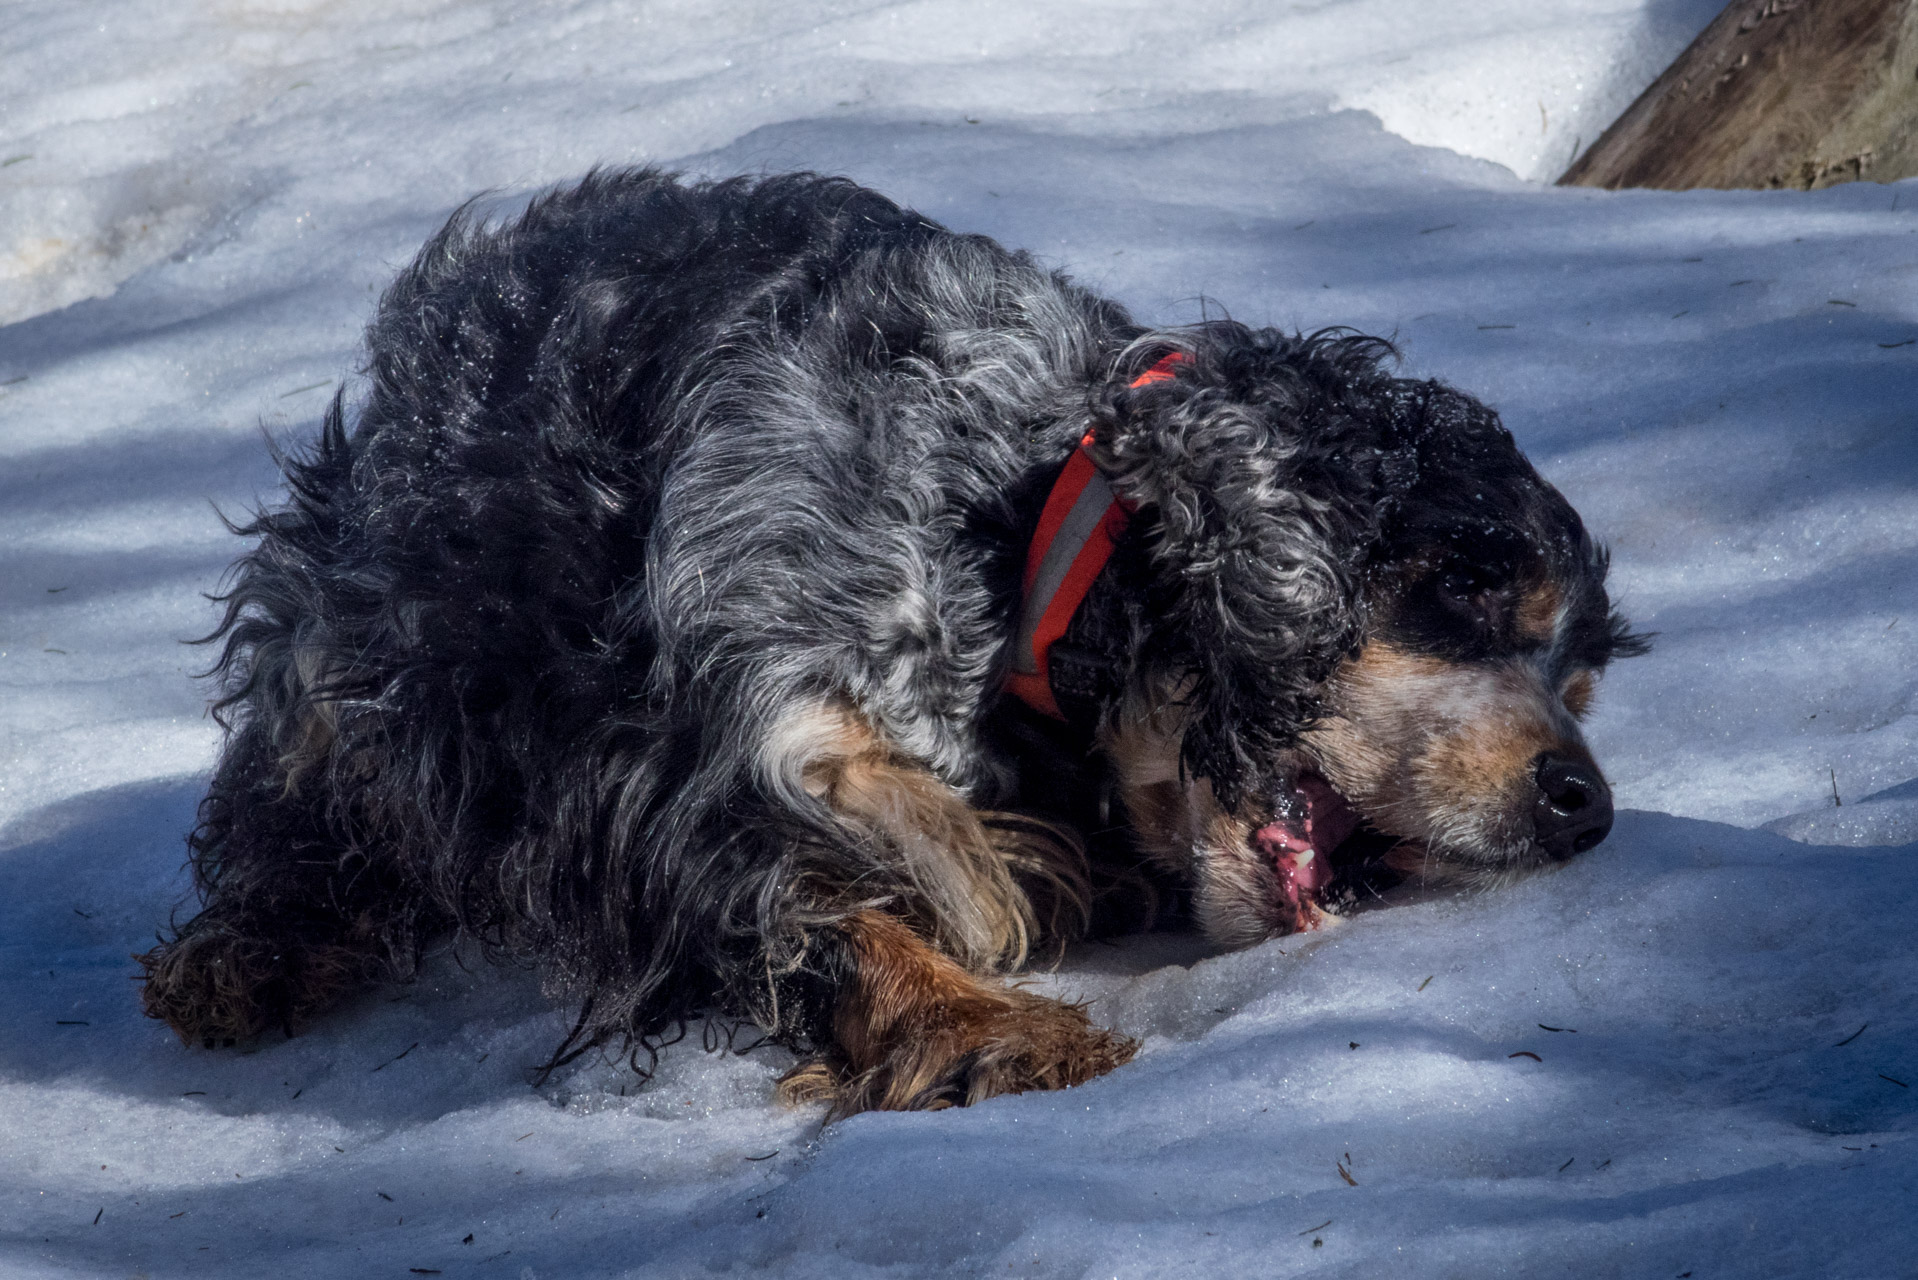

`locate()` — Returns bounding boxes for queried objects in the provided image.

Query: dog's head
[1089,324,1647,944]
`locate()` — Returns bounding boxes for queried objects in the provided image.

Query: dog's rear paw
[783,988,1136,1117]
[136,923,377,1046]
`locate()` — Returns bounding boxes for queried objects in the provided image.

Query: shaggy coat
[140,169,1641,1113]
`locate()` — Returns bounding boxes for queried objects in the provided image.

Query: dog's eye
[1437,569,1494,610]
[1387,555,1520,658]
[1432,565,1511,635]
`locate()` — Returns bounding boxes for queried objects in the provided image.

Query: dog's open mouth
[1250,771,1404,931]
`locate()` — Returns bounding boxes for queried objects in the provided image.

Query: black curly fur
[142,167,1637,1075]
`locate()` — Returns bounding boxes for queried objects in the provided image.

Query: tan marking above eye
[1561,669,1596,718]
[1514,581,1562,646]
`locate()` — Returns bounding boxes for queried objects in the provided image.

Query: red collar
[1005,353,1185,719]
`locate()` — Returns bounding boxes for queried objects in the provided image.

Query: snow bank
[3,1,1914,1276]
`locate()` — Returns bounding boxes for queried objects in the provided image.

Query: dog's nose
[1532,754,1613,859]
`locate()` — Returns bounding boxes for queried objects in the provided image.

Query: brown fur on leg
[774,700,1090,975]
[137,913,387,1046]
[776,911,1135,1116]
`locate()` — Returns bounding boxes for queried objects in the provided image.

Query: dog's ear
[1085,328,1395,809]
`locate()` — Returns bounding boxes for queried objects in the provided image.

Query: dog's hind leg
[776,910,1136,1115]
[137,723,419,1046]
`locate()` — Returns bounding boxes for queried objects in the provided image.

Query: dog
[139,168,1645,1115]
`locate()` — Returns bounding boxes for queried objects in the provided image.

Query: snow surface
[3,1,1915,1276]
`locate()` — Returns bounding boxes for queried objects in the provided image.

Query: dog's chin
[1381,840,1557,890]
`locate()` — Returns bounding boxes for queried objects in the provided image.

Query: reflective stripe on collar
[1005,352,1185,719]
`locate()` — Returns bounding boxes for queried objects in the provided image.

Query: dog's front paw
[784,986,1136,1117]
[907,989,1135,1109]
[775,1056,845,1107]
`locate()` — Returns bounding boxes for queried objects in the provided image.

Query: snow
[2,1,1914,1276]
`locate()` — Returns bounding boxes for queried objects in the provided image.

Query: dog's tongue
[1252,773,1359,906]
